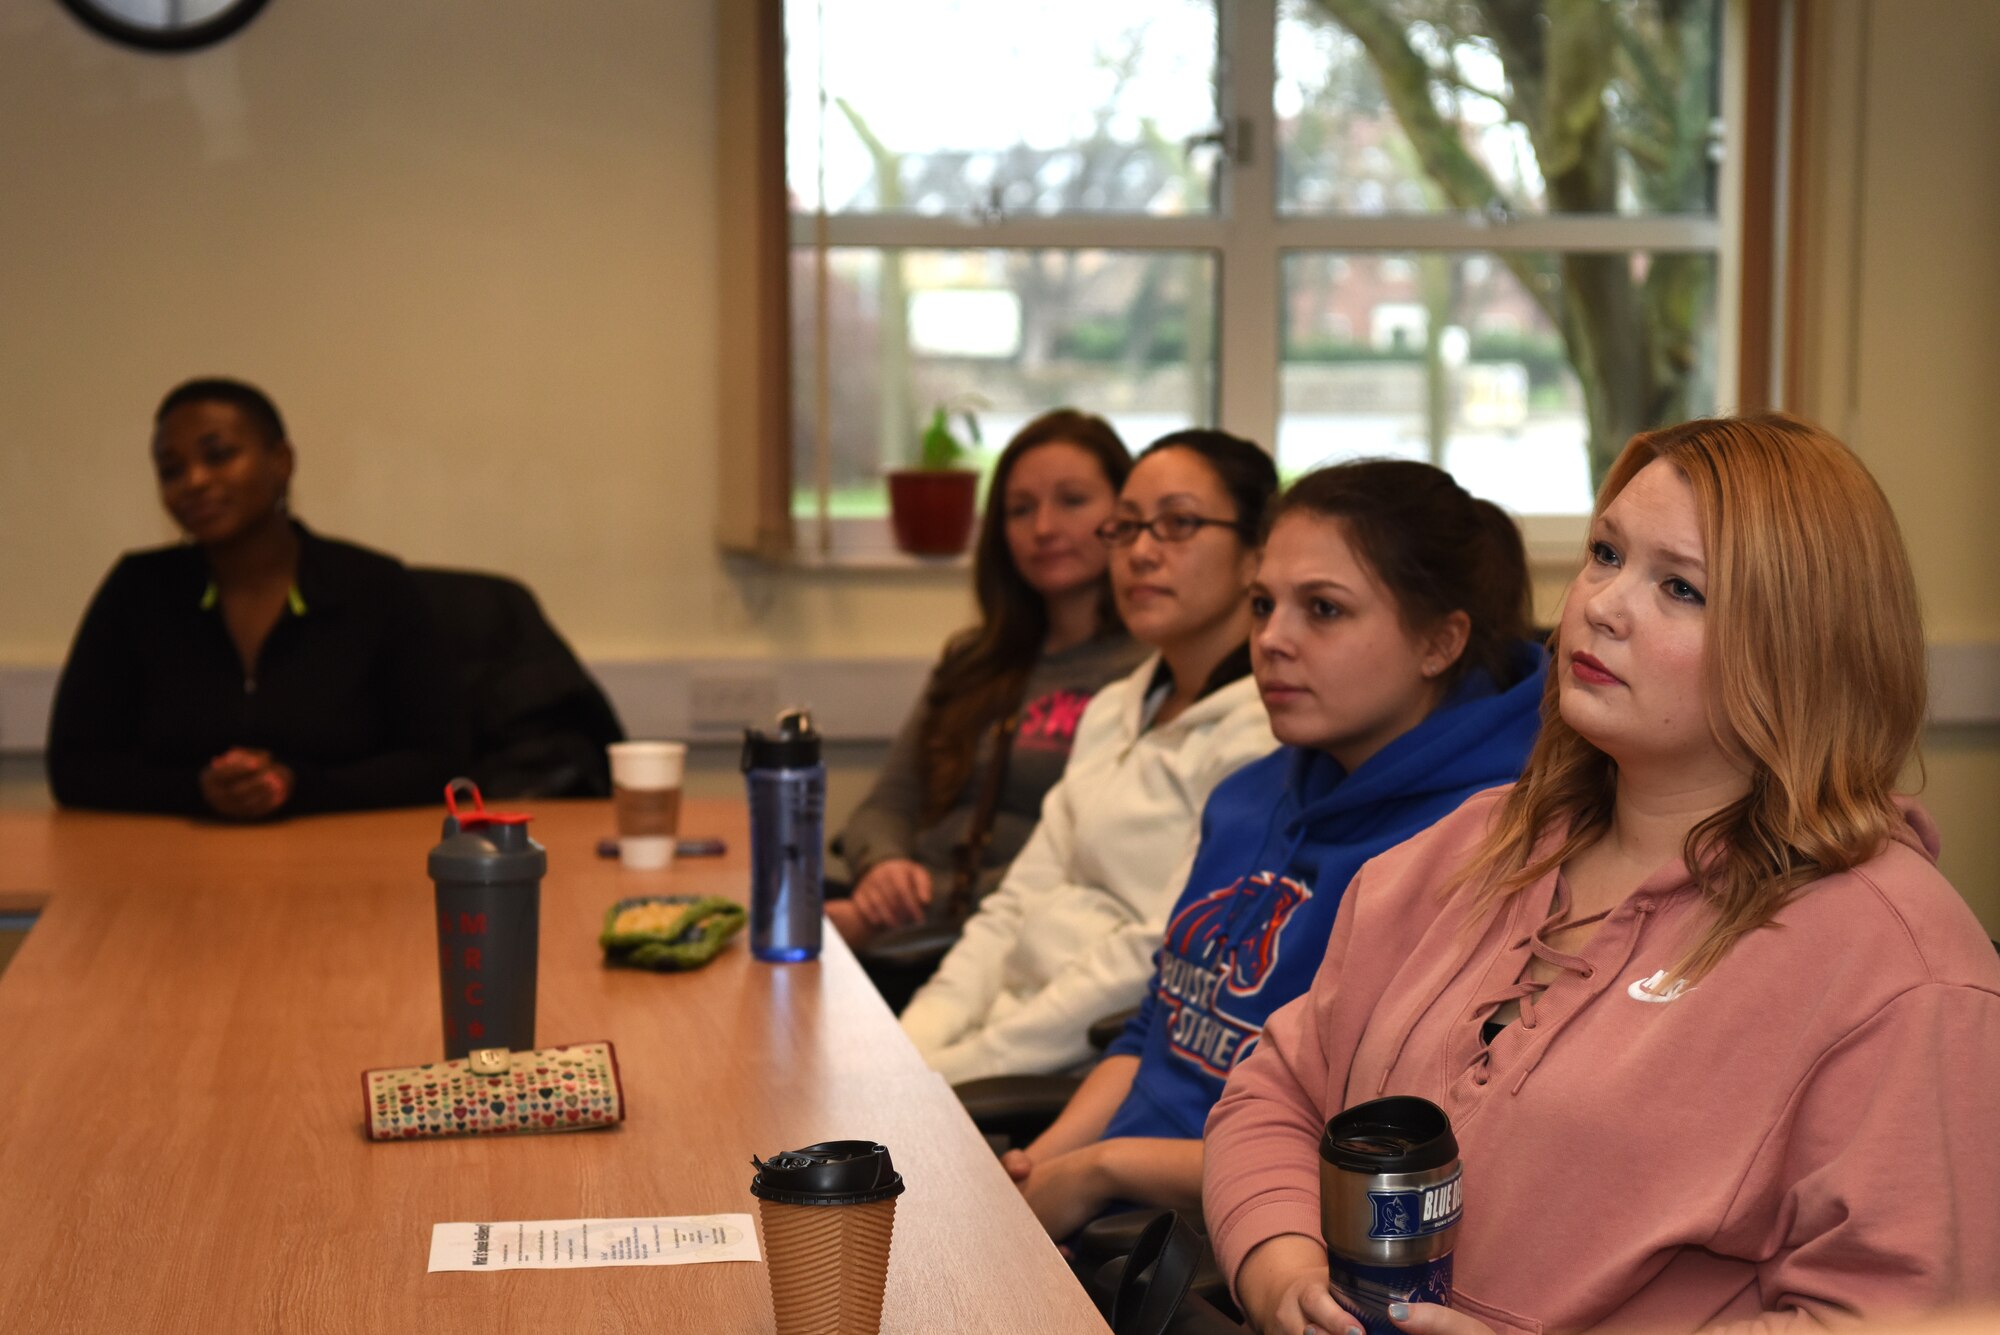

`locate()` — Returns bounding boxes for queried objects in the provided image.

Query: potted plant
[886,402,983,557]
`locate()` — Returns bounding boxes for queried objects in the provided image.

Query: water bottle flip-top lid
[429,779,546,882]
[741,707,821,770]
[1320,1095,1458,1174]
[442,778,531,830]
[749,1140,903,1206]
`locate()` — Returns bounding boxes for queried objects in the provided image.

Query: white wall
[1788,1,2000,931]
[0,0,973,672]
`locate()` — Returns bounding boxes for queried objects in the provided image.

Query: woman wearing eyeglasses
[901,430,1281,1084]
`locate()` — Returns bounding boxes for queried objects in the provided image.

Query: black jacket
[47,523,460,816]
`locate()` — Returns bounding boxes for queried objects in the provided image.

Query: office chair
[412,567,624,799]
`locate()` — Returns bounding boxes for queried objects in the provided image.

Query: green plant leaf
[918,404,971,470]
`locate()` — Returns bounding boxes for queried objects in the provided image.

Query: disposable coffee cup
[608,741,687,870]
[749,1140,904,1335]
[1319,1096,1461,1335]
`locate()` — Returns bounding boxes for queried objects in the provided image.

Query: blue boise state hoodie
[1100,640,1547,1141]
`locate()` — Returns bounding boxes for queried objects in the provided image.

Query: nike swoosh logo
[1627,969,1693,1003]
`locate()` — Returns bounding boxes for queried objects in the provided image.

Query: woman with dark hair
[830,409,1147,947]
[1004,459,1546,1238]
[901,429,1282,1083]
[1205,416,2000,1335]
[47,377,458,818]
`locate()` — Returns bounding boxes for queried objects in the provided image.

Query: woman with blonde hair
[1203,414,2000,1335]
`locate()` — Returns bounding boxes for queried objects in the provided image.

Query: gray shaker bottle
[428,779,545,1059]
[742,709,825,963]
[1319,1095,1462,1334]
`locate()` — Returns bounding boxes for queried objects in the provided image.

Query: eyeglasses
[1095,513,1247,547]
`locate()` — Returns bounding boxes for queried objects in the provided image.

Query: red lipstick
[1570,651,1622,686]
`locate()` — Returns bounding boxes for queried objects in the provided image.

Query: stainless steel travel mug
[1319,1095,1462,1334]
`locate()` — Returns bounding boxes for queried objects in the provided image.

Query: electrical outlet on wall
[687,672,779,735]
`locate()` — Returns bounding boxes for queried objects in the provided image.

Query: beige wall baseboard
[0,658,933,755]
[6,643,1999,755]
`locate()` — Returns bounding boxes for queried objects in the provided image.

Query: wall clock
[58,0,271,52]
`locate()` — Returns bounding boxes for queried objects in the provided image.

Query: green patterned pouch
[600,895,747,971]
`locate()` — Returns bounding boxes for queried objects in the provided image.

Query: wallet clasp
[466,1047,512,1076]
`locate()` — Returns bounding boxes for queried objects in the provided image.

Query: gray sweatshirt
[837,628,1147,911]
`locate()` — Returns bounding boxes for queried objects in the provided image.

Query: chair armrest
[1075,1208,1168,1264]
[855,921,961,970]
[1088,1006,1141,1052]
[952,1074,1084,1143]
[1090,1254,1243,1333]
[1081,1211,1236,1311]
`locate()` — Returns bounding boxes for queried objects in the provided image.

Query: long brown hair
[1454,414,1926,981]
[918,409,1131,821]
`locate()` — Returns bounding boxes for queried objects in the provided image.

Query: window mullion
[1216,0,1281,453]
[1273,216,1722,252]
[787,214,1230,250]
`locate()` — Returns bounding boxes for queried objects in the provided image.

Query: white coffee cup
[608,741,688,869]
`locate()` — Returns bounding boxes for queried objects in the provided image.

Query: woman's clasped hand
[46,377,459,819]
[197,746,295,819]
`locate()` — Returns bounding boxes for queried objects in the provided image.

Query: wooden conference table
[0,799,1109,1334]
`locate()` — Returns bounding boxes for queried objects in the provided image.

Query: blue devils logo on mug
[1367,1171,1462,1240]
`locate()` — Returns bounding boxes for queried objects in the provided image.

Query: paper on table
[428,1215,761,1272]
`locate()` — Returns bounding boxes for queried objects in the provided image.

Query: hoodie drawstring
[1462,876,1621,1092]
[1505,916,1645,1094]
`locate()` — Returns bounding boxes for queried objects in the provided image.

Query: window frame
[720,0,1787,567]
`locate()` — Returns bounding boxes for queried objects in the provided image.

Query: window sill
[722,515,974,573]
[727,546,972,574]
[729,520,1581,575]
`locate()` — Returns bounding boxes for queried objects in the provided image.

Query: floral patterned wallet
[362,1041,625,1142]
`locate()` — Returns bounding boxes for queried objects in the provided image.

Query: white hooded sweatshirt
[900,652,1278,1083]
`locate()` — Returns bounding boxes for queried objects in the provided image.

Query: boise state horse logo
[1163,872,1313,996]
[1223,872,1312,994]
[1154,873,1315,1078]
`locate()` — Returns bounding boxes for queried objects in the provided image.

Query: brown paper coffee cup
[750,1142,904,1335]
[756,1197,897,1335]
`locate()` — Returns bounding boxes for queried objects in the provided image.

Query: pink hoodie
[1203,788,2000,1333]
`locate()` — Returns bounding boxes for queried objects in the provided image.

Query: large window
[783,0,1732,555]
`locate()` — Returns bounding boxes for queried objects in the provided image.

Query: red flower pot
[886,469,980,557]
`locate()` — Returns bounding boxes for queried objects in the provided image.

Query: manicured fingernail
[1388,1303,1411,1321]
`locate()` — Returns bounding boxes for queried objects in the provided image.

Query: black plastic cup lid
[749,1140,904,1206]
[1320,1096,1458,1174]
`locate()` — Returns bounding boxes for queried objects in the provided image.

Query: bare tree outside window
[1281,0,1720,483]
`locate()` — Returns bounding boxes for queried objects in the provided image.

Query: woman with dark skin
[47,378,458,819]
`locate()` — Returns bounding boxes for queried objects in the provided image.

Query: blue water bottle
[742,708,826,962]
